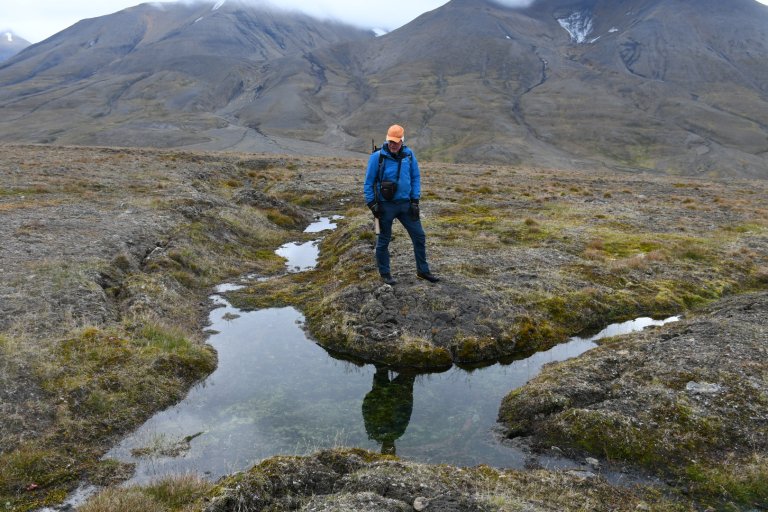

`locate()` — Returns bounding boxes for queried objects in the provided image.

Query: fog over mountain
[0,0,766,177]
[0,31,30,62]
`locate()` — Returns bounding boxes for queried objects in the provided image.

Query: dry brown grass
[79,487,166,512]
[79,474,213,512]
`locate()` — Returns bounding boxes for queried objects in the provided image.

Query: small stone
[686,381,722,394]
[414,496,429,511]
[550,446,564,455]
[566,469,597,479]
[635,503,650,511]
[585,457,600,469]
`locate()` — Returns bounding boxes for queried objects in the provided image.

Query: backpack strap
[374,150,403,202]
[377,152,385,181]
[377,151,402,184]
[373,151,384,203]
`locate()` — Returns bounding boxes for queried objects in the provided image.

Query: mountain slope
[225,0,768,175]
[0,1,374,149]
[516,0,768,174]
[0,0,766,177]
[0,31,30,63]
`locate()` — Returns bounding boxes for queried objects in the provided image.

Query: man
[364,124,439,285]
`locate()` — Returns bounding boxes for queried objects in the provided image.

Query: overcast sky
[3,0,768,43]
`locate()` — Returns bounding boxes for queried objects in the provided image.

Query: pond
[106,216,678,485]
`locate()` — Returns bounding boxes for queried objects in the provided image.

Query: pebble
[566,469,597,479]
[414,496,429,510]
[685,381,722,394]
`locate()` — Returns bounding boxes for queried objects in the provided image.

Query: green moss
[0,446,76,496]
[0,186,51,196]
[550,409,662,466]
[721,223,767,234]
[394,339,453,368]
[595,232,663,258]
[266,209,298,228]
[498,386,572,438]
[542,288,640,334]
[436,205,498,228]
[510,316,567,356]
[685,455,768,508]
[135,322,195,352]
[451,333,514,363]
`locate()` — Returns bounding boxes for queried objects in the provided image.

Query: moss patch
[0,325,215,510]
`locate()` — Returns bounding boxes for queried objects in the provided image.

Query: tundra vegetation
[0,145,765,511]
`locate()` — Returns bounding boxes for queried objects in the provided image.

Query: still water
[106,217,678,485]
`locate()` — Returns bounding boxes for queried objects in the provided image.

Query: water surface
[274,215,342,271]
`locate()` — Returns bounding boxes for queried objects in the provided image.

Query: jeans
[376,200,430,276]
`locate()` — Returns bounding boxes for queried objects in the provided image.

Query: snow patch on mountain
[557,10,594,44]
[213,0,226,10]
[5,32,12,43]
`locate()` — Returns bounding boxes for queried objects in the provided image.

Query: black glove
[367,200,381,219]
[409,199,420,221]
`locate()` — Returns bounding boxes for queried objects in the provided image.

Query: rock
[413,496,429,510]
[566,469,597,479]
[585,457,600,469]
[685,381,722,394]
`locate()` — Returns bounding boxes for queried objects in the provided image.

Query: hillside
[0,1,373,151]
[0,0,767,176]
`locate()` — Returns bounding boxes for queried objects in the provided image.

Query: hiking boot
[417,272,440,283]
[381,274,397,285]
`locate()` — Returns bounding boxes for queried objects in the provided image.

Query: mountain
[0,0,766,177]
[0,1,374,151]
[0,31,30,62]
[238,0,768,175]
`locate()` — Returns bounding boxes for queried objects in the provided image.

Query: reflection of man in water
[362,366,416,455]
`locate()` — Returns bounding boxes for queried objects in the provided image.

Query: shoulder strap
[377,151,402,184]
[376,151,385,183]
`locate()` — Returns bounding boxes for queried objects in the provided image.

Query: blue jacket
[364,144,421,204]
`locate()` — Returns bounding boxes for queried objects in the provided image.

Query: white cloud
[3,0,768,43]
[488,0,536,7]
[0,0,451,43]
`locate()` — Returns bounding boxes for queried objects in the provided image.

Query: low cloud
[489,0,537,7]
